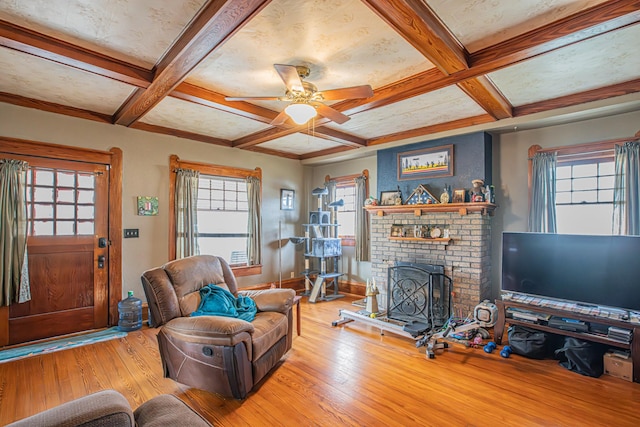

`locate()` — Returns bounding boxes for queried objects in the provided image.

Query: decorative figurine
[471,179,485,202]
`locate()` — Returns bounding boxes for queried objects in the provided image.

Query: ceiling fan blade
[319,85,373,100]
[314,103,350,124]
[225,96,282,101]
[270,110,290,126]
[274,64,304,92]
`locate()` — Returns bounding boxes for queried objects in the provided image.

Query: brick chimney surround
[367,203,495,317]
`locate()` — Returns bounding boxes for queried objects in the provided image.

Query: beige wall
[3,101,639,306]
[306,110,640,304]
[306,155,377,283]
[0,103,305,300]
[490,109,640,300]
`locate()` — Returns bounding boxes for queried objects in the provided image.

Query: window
[25,166,96,236]
[169,155,261,276]
[530,139,622,235]
[197,175,249,265]
[335,183,356,238]
[325,170,369,247]
[556,160,615,235]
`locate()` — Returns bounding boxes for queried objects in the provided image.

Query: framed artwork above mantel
[397,144,453,180]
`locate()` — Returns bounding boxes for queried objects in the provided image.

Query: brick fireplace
[368,205,494,317]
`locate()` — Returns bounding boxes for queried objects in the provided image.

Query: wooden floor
[1,295,639,426]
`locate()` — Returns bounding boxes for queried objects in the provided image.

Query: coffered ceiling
[1,0,639,163]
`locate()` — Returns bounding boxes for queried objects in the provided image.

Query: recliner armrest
[6,390,135,427]
[239,288,295,313]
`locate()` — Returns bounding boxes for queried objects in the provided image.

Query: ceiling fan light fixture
[285,103,317,125]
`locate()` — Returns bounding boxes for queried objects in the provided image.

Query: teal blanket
[191,284,257,322]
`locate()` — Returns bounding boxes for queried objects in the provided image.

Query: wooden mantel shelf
[365,202,497,216]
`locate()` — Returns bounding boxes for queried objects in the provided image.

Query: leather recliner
[141,255,295,399]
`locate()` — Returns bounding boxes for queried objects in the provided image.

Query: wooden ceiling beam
[171,82,280,124]
[0,92,113,123]
[361,0,468,74]
[470,0,640,73]
[240,145,302,160]
[129,122,233,147]
[361,0,511,120]
[113,0,272,127]
[301,126,367,148]
[322,0,640,118]
[299,145,357,160]
[458,76,513,119]
[514,77,640,117]
[367,114,495,147]
[0,20,152,88]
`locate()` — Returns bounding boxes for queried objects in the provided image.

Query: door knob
[98,255,105,269]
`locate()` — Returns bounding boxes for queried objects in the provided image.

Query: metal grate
[387,262,451,328]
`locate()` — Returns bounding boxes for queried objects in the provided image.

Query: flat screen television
[501,232,640,312]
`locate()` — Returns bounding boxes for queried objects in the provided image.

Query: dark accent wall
[377,132,492,202]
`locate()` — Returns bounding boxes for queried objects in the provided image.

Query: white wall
[0,103,305,300]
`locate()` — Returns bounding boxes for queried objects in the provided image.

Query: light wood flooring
[1,295,638,426]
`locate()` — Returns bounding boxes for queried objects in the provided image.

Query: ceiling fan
[225,64,374,126]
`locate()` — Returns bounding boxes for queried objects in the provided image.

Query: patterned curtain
[1,159,30,306]
[528,152,557,233]
[246,176,261,265]
[354,175,370,262]
[613,141,640,235]
[175,168,200,259]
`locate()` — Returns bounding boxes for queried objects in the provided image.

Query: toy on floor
[419,300,498,359]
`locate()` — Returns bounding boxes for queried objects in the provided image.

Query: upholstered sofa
[6,389,211,427]
[141,255,295,399]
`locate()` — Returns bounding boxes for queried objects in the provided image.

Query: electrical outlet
[290,271,295,278]
[124,229,139,238]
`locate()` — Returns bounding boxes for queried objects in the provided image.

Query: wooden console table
[494,299,640,383]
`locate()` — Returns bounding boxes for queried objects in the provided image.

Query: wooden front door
[7,156,109,345]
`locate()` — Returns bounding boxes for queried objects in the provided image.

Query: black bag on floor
[554,337,608,377]
[507,325,559,359]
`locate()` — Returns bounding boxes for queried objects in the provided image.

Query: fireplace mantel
[365,202,497,216]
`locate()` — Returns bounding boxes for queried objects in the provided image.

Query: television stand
[494,299,640,383]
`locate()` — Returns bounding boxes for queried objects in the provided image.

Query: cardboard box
[603,351,633,382]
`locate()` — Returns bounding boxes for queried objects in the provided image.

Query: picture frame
[380,190,400,206]
[137,196,159,216]
[280,189,294,210]
[452,189,466,204]
[397,144,454,180]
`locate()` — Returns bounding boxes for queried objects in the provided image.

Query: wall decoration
[137,196,159,216]
[281,189,294,210]
[452,189,466,204]
[380,190,401,206]
[405,184,439,205]
[397,144,454,180]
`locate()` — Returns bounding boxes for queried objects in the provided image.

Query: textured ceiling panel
[334,86,487,138]
[140,96,270,140]
[426,0,608,53]
[0,0,208,67]
[488,25,640,106]
[186,0,434,99]
[0,48,135,114]
[258,133,346,156]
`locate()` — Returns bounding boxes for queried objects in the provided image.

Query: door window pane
[26,166,98,236]
[57,171,75,187]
